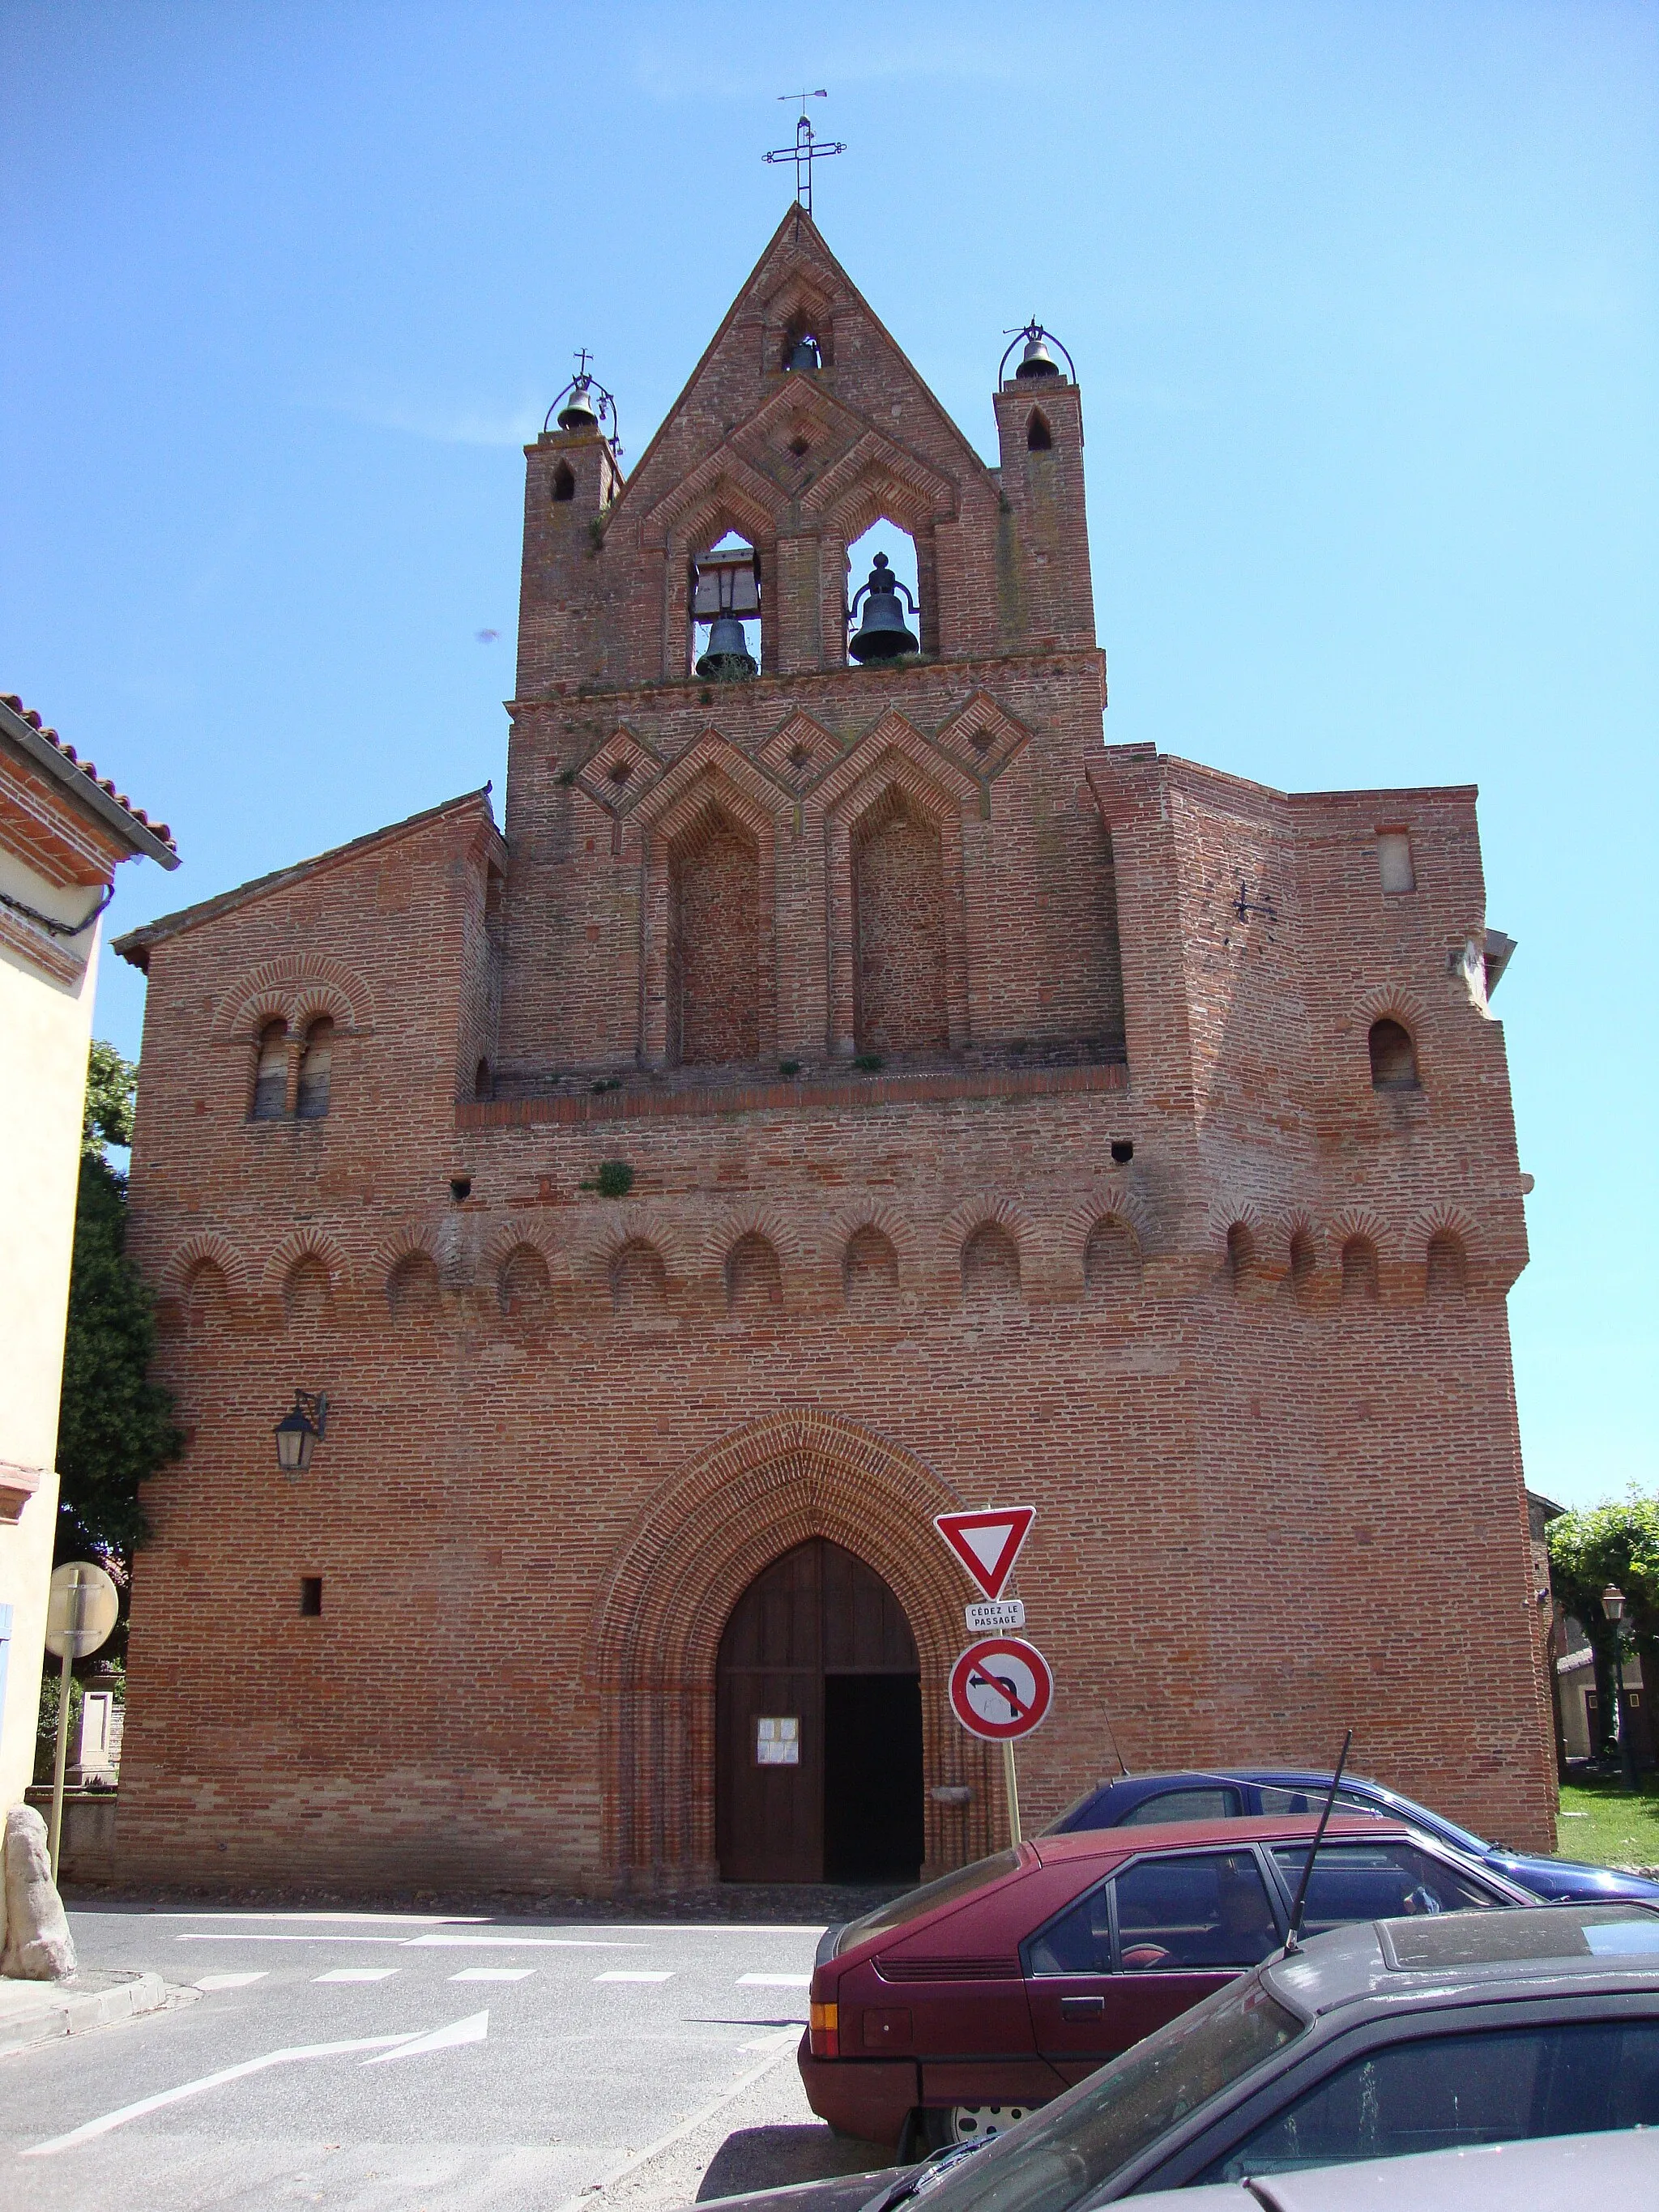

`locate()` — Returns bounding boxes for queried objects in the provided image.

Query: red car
[801,1813,1529,2154]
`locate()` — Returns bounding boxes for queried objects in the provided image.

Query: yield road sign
[949,1636,1054,1741]
[933,1507,1034,1600]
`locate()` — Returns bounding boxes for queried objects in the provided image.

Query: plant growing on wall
[55,1042,182,1571]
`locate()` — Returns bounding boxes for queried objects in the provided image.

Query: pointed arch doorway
[716,1537,924,1884]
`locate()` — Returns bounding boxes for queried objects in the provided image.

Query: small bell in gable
[784,332,822,373]
[847,552,919,663]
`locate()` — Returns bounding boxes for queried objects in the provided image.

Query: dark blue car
[1045,1767,1659,1904]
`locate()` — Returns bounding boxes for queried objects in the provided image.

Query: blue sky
[3,2,1653,1508]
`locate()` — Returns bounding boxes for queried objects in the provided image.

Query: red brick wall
[109,212,1552,1896]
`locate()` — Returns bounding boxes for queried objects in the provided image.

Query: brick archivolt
[591,1410,997,1885]
[164,1231,254,1300]
[211,955,374,1042]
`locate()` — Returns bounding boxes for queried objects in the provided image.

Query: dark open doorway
[825,1673,924,1880]
[716,1537,923,1884]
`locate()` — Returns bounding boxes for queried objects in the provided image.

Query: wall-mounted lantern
[275,1391,328,1479]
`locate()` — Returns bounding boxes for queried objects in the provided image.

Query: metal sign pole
[1003,1740,1022,1847]
[48,1638,74,1882]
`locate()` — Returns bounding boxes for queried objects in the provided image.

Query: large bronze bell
[847,552,919,663]
[696,616,757,680]
[785,333,822,372]
[1014,334,1060,381]
[557,379,600,429]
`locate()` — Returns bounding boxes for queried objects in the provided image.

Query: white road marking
[151,1910,483,1924]
[739,2027,802,2052]
[450,1967,534,1982]
[177,1931,410,1946]
[736,1973,812,1988]
[360,2009,488,2063]
[405,1932,644,1950]
[314,1967,399,1984]
[23,2011,493,2156]
[193,1972,268,1992]
[595,1970,673,1984]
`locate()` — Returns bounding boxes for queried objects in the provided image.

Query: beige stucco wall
[0,845,100,1811]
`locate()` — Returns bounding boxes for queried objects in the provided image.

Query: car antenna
[1282,1729,1353,1957]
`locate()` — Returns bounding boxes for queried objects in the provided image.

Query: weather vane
[764,90,845,218]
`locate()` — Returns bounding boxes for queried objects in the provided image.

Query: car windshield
[1363,1787,1489,1856]
[835,1849,1022,1954]
[883,1970,1304,2212]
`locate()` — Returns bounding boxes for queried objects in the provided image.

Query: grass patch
[1555,1774,1659,1870]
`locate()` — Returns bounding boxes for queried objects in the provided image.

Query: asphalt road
[0,1905,893,2212]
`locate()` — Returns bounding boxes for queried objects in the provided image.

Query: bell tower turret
[992,323,1095,652]
[516,367,625,697]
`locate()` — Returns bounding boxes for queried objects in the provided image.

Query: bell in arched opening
[785,332,822,373]
[692,545,761,680]
[847,552,919,663]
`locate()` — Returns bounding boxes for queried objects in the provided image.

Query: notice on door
[755,1716,800,1766]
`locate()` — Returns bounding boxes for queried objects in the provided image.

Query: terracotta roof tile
[1,691,176,850]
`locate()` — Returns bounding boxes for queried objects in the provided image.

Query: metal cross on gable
[764,90,845,218]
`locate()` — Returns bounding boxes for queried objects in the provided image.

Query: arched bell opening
[688,531,762,680]
[846,521,922,666]
[715,1536,923,1884]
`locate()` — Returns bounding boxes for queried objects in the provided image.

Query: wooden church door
[716,1538,923,1884]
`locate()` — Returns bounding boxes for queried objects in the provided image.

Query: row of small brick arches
[169,1214,1478,1331]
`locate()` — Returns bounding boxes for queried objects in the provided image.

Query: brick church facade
[113,209,1554,1894]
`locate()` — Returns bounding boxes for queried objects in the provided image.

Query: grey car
[692,1903,1659,2212]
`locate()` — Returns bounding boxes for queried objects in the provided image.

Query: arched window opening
[1341,1236,1379,1302]
[851,788,948,1059]
[963,1222,1021,1304]
[552,459,575,502]
[499,1243,551,1319]
[846,522,921,664]
[727,1233,783,1317]
[1026,410,1053,452]
[251,1021,288,1120]
[1369,1017,1419,1092]
[387,1251,441,1324]
[842,1226,899,1315]
[690,532,761,679]
[1426,1231,1467,1301]
[1226,1222,1256,1290]
[1085,1217,1141,1299]
[1289,1230,1316,1305]
[185,1259,228,1329]
[296,1017,334,1120]
[284,1255,331,1323]
[474,1058,493,1102]
[612,1239,667,1319]
[668,808,760,1068]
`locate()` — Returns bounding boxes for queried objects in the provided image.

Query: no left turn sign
[949,1635,1055,1741]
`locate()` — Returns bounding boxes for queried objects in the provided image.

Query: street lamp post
[1602,1583,1637,1795]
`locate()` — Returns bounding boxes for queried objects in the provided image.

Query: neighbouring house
[111,207,1550,1896]
[0,693,177,1813]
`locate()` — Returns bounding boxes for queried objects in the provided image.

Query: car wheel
[897,2109,955,2162]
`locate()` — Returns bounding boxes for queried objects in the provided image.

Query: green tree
[54,1042,181,1566]
[1546,1496,1659,1758]
[82,1038,137,1156]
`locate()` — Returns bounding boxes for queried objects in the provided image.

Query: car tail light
[809,1999,839,2058]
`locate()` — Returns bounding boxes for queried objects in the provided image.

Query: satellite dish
[45,1561,119,1660]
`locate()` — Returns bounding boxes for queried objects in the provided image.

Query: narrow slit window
[251,1021,288,1120]
[552,460,575,502]
[299,1576,322,1617]
[296,1017,334,1119]
[1026,411,1052,451]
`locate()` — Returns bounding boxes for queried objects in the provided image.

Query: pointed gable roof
[608,205,999,538]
